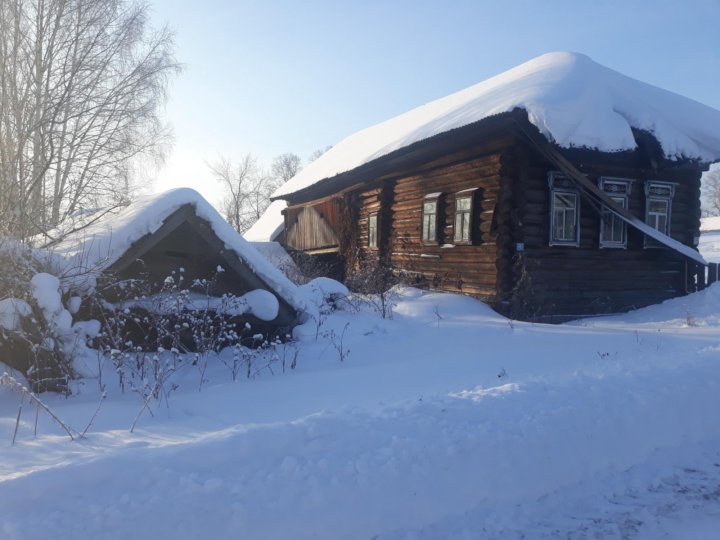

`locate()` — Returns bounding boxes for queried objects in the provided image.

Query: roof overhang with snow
[272,52,720,202]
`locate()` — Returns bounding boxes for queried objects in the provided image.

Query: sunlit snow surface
[274,52,720,199]
[2,284,720,539]
[700,217,720,263]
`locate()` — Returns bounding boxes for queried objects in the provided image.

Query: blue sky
[150,0,720,205]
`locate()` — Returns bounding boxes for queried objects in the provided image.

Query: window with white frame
[368,213,378,249]
[454,194,473,243]
[598,177,632,248]
[548,172,580,246]
[422,195,440,243]
[644,181,674,248]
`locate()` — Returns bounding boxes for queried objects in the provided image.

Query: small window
[600,197,627,247]
[454,195,473,243]
[368,213,378,249]
[548,172,580,247]
[422,197,439,243]
[644,181,674,248]
[598,177,632,248]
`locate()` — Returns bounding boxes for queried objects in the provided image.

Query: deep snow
[1,285,720,539]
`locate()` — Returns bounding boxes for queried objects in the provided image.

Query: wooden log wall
[385,152,506,300]
[507,144,704,320]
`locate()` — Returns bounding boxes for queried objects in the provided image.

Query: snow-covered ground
[2,285,720,540]
[700,216,720,263]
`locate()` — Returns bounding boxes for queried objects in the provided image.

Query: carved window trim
[548,171,580,247]
[453,193,474,244]
[422,194,440,244]
[644,180,675,248]
[598,177,633,249]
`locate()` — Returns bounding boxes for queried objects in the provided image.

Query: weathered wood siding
[505,144,703,319]
[285,199,341,251]
[385,152,506,299]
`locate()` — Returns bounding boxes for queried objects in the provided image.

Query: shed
[271,52,720,320]
[45,188,305,329]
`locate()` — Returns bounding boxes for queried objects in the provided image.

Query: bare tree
[210,152,301,234]
[702,165,720,216]
[271,153,301,183]
[308,146,332,163]
[0,0,180,240]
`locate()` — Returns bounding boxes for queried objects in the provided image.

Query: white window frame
[644,180,675,248]
[422,194,440,244]
[598,177,632,249]
[453,193,473,244]
[368,213,378,249]
[548,172,580,247]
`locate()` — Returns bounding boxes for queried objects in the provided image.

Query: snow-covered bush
[0,241,78,392]
[93,268,287,398]
[344,259,398,319]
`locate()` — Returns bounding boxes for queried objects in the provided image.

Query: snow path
[1,287,720,539]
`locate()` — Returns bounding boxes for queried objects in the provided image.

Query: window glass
[644,180,674,248]
[454,196,472,243]
[422,200,437,242]
[368,214,378,248]
[551,192,578,243]
[600,195,627,247]
[647,198,669,234]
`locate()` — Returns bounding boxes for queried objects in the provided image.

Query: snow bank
[2,285,720,538]
[701,216,720,232]
[574,282,720,327]
[699,230,720,263]
[44,188,306,315]
[274,52,720,198]
[249,242,304,283]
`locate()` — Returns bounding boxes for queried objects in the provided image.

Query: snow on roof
[244,200,287,242]
[701,216,720,232]
[46,188,306,314]
[250,241,306,284]
[273,52,720,199]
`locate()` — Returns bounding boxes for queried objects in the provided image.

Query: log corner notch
[513,118,708,267]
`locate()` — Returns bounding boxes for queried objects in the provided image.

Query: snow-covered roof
[244,200,287,242]
[273,52,720,199]
[45,188,306,314]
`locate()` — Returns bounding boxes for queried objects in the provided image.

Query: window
[548,172,580,246]
[422,195,439,243]
[598,177,632,248]
[454,194,473,243]
[368,213,378,249]
[644,181,674,248]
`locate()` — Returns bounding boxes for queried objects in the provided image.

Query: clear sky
[149,0,720,206]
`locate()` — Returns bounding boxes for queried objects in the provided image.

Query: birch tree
[0,0,180,239]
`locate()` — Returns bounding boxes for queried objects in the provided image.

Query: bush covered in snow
[0,241,78,392]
